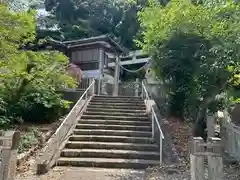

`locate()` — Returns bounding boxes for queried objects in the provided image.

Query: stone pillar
[113,55,120,96]
[190,137,205,180]
[207,137,223,180]
[135,78,139,97]
[0,131,20,180]
[98,48,104,95]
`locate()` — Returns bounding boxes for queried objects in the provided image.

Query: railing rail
[37,79,95,174]
[217,110,240,161]
[141,81,164,165]
[55,79,95,136]
[224,122,240,160]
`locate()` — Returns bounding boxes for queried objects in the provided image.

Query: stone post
[113,55,120,96]
[98,48,104,95]
[0,131,20,180]
[207,137,223,180]
[135,78,139,97]
[190,137,205,180]
[217,111,226,151]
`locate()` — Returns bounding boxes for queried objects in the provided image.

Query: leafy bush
[8,89,71,124]
[18,128,39,153]
[0,4,76,127]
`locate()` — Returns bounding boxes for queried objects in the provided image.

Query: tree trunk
[193,96,214,139]
[193,80,229,138]
[193,106,207,139]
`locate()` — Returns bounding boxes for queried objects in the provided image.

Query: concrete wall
[146,83,167,116]
[58,89,85,109]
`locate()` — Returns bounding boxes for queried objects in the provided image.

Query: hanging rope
[119,61,150,73]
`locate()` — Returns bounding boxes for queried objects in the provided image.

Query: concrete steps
[65,141,158,152]
[75,124,151,131]
[88,104,146,110]
[89,102,146,107]
[84,111,147,116]
[81,115,149,121]
[77,119,151,126]
[90,100,144,104]
[57,95,160,169]
[61,149,160,160]
[57,157,159,169]
[73,129,152,137]
[69,135,154,144]
[86,108,146,113]
[91,96,143,101]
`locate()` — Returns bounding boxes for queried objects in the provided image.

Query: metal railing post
[160,135,163,165]
[135,78,139,97]
[92,79,95,95]
[151,111,154,140]
[142,81,164,166]
[85,88,88,100]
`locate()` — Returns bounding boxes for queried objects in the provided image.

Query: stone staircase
[57,96,160,169]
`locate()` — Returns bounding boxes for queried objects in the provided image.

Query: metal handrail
[141,81,164,165]
[152,108,165,139]
[55,79,95,133]
[55,79,95,136]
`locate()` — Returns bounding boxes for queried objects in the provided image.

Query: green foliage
[0,3,76,128]
[40,0,148,49]
[18,128,39,153]
[138,0,240,120]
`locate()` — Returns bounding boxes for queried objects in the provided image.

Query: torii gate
[107,50,151,96]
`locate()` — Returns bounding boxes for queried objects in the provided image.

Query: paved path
[16,166,193,180]
[17,164,240,180]
[61,168,147,180]
[16,167,148,180]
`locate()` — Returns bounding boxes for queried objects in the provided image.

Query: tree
[0,3,76,127]
[40,0,148,48]
[138,0,240,137]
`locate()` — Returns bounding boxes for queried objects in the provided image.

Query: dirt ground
[16,119,63,173]
[163,117,240,180]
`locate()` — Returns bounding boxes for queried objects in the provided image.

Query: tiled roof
[49,34,127,54]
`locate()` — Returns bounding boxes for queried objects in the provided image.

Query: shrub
[0,4,76,127]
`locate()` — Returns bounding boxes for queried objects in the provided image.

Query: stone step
[86,108,146,113]
[78,119,151,126]
[73,129,152,137]
[91,99,144,103]
[87,104,146,110]
[93,95,142,100]
[69,135,154,144]
[61,149,160,160]
[81,115,149,121]
[57,95,160,170]
[65,141,158,151]
[57,157,159,169]
[75,124,151,131]
[89,102,146,107]
[84,111,147,116]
